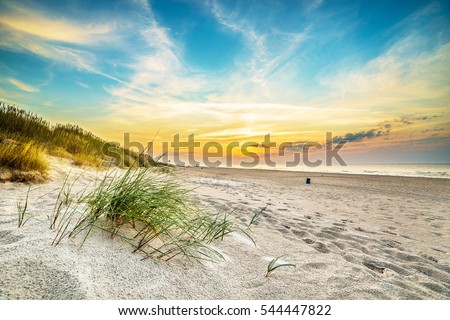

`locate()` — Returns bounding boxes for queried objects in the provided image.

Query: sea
[253,163,450,179]
[167,155,449,179]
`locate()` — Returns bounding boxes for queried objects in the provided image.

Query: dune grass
[0,139,48,172]
[4,104,249,264]
[50,166,250,263]
[0,103,160,170]
[17,186,31,228]
[248,205,267,228]
[266,255,296,277]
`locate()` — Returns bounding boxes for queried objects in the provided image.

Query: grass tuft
[0,140,48,172]
[50,167,249,263]
[266,255,296,277]
[248,205,267,228]
[17,186,31,227]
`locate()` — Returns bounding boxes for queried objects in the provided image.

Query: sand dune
[0,159,449,299]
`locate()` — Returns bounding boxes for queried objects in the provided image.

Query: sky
[0,0,449,165]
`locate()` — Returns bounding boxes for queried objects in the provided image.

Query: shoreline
[179,164,450,179]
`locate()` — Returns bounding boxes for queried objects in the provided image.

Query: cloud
[206,0,309,103]
[395,114,438,125]
[0,33,105,78]
[332,110,449,144]
[318,4,450,114]
[0,2,131,85]
[8,78,39,93]
[0,19,100,75]
[76,81,90,89]
[421,127,444,133]
[320,40,450,106]
[307,0,324,12]
[333,129,389,143]
[0,2,116,45]
[103,0,213,118]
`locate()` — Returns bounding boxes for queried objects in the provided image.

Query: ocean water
[169,155,449,178]
[254,163,450,179]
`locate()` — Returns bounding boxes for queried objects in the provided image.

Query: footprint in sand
[242,278,268,289]
[0,219,16,225]
[301,238,330,253]
[331,241,346,250]
[291,229,308,238]
[362,261,385,274]
[419,282,449,296]
[302,262,328,270]
[312,242,330,253]
[410,264,450,283]
[275,227,290,234]
[332,222,346,227]
[420,254,438,263]
[0,230,23,245]
[380,239,402,248]
[395,252,424,262]
[0,258,86,299]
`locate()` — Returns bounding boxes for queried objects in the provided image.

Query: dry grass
[0,103,162,170]
[0,140,48,172]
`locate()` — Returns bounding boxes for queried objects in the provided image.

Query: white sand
[0,159,449,299]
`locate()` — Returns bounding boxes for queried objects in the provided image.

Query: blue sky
[0,0,449,163]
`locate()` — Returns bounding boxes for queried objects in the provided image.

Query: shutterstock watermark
[102,132,348,168]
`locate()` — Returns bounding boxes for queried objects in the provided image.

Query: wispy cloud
[319,4,450,114]
[320,40,450,104]
[0,3,115,45]
[8,78,39,93]
[307,0,324,12]
[0,2,127,83]
[422,127,444,133]
[396,114,438,125]
[206,0,309,103]
[0,23,96,75]
[76,81,90,89]
[104,0,210,115]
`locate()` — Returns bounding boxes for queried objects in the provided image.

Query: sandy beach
[0,159,449,299]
